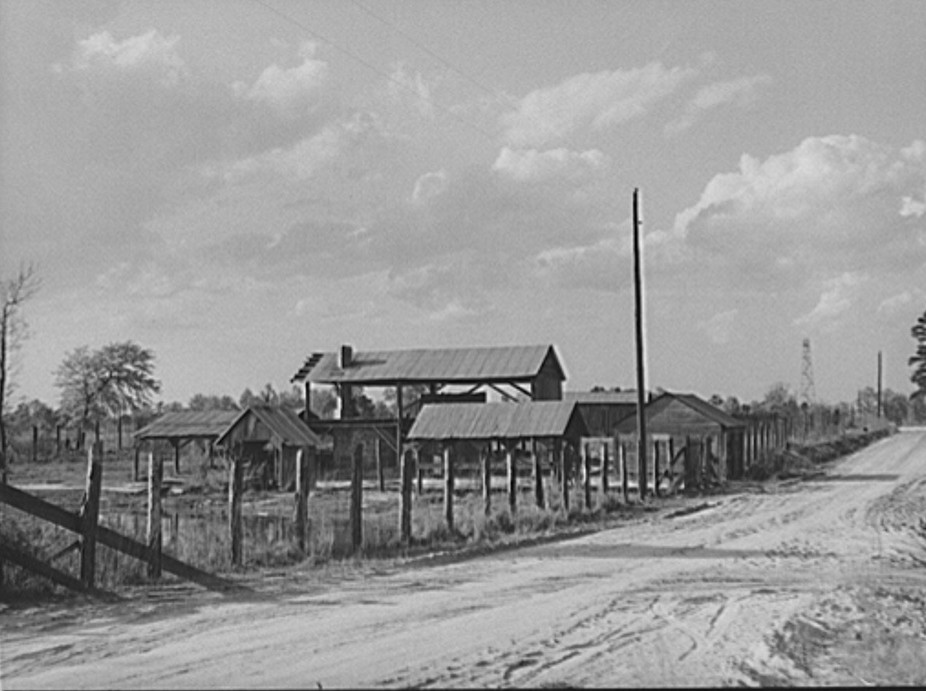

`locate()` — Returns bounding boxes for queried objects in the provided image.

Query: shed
[615,392,746,481]
[134,409,240,473]
[563,390,642,437]
[215,405,323,490]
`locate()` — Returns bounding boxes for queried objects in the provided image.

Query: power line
[249,0,500,144]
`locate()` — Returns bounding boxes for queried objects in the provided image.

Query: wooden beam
[399,447,412,543]
[582,442,592,510]
[506,443,517,514]
[532,438,544,509]
[229,454,243,566]
[0,542,114,598]
[293,447,308,553]
[350,443,363,552]
[443,443,454,531]
[487,383,518,402]
[482,444,492,517]
[79,442,103,589]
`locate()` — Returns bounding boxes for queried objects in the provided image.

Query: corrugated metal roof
[407,401,585,440]
[135,410,240,440]
[564,390,640,405]
[292,344,564,384]
[216,405,322,448]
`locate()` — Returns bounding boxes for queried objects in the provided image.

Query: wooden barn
[291,344,568,477]
[563,390,644,437]
[215,405,323,490]
[615,392,745,483]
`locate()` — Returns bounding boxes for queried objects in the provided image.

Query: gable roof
[292,344,565,385]
[216,405,323,448]
[615,392,745,432]
[135,409,240,441]
[407,400,586,441]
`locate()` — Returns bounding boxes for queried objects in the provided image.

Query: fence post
[173,440,181,475]
[560,440,570,512]
[618,437,628,501]
[582,443,592,510]
[375,437,385,492]
[600,441,609,498]
[350,443,363,552]
[506,444,517,514]
[443,443,454,531]
[133,445,140,482]
[399,447,413,543]
[532,439,544,509]
[146,451,162,578]
[482,444,492,517]
[79,442,103,589]
[416,452,424,496]
[55,425,61,457]
[293,447,309,553]
[229,454,243,567]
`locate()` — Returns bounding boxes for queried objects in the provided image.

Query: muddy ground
[3,429,926,687]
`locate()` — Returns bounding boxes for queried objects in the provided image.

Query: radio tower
[799,338,817,406]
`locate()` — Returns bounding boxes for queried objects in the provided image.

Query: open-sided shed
[215,405,323,490]
[134,409,240,475]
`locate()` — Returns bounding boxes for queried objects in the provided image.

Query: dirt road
[4,430,926,688]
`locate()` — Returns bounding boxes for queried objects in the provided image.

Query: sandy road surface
[4,431,926,688]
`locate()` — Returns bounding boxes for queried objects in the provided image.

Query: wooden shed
[215,405,323,490]
[615,392,745,483]
[563,390,642,437]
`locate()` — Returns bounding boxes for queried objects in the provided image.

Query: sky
[1,0,925,409]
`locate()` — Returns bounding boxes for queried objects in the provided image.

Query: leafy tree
[279,385,304,409]
[310,388,338,419]
[1,263,40,475]
[910,309,926,400]
[760,382,799,414]
[238,387,257,408]
[55,341,160,443]
[708,394,724,407]
[723,396,742,416]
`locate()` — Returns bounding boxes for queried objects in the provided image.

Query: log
[79,442,103,588]
[146,452,162,578]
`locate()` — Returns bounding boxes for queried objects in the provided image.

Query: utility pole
[632,188,648,501]
[877,350,883,419]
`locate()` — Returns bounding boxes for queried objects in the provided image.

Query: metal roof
[134,409,240,441]
[216,405,323,448]
[407,401,586,441]
[673,393,745,428]
[291,344,565,385]
[564,390,641,405]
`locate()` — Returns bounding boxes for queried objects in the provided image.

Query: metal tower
[799,338,817,406]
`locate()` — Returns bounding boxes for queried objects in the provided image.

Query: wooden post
[146,451,162,578]
[416,450,424,496]
[79,442,103,588]
[652,438,661,498]
[293,447,309,553]
[32,425,38,463]
[560,440,570,511]
[600,441,609,498]
[506,443,517,514]
[229,454,243,566]
[94,419,100,444]
[532,439,544,509]
[482,444,492,517]
[375,437,385,492]
[583,442,592,509]
[395,384,404,477]
[632,187,649,502]
[133,445,140,482]
[619,437,628,501]
[173,440,180,475]
[56,425,62,457]
[399,447,413,543]
[351,443,363,552]
[117,415,123,450]
[443,443,454,531]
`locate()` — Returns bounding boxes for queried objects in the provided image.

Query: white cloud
[492,147,607,182]
[233,41,327,116]
[877,290,912,315]
[61,29,187,86]
[411,170,448,203]
[698,309,739,345]
[500,62,696,147]
[386,63,437,119]
[794,272,866,326]
[666,74,772,135]
[673,135,926,286]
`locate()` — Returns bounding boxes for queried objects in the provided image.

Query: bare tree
[0,263,40,480]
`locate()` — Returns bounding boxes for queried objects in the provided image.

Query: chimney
[339,344,353,369]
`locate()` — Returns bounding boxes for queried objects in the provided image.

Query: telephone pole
[632,188,648,501]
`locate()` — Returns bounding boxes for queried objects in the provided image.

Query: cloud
[58,29,187,86]
[673,134,926,287]
[665,74,772,135]
[500,61,696,147]
[794,272,866,327]
[386,62,437,120]
[411,170,448,203]
[877,290,912,315]
[232,41,327,117]
[698,309,739,345]
[492,147,607,183]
